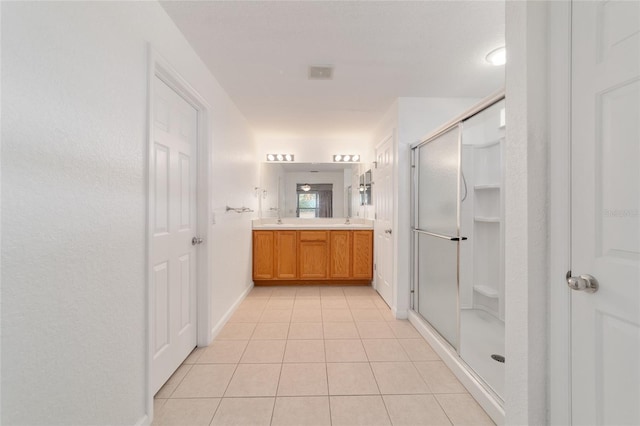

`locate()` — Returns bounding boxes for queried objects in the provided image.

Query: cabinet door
[253,231,274,279]
[352,230,373,279]
[330,231,352,278]
[275,231,297,279]
[299,231,328,278]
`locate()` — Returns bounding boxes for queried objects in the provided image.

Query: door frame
[548,2,572,424]
[373,132,395,308]
[145,47,213,422]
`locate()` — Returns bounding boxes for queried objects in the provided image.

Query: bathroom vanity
[252,219,373,285]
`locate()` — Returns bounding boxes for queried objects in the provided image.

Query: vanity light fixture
[301,184,311,192]
[333,154,360,162]
[266,153,295,162]
[485,46,506,66]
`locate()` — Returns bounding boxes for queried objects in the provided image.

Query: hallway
[152,286,494,425]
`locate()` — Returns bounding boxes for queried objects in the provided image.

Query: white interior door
[151,75,198,395]
[374,135,394,307]
[571,1,639,424]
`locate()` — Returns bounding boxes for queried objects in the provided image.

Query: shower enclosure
[411,94,505,402]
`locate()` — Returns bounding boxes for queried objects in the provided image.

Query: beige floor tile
[228,308,263,323]
[321,308,353,322]
[182,347,206,364]
[291,308,322,322]
[272,396,331,426]
[343,287,377,297]
[320,287,345,297]
[373,297,391,310]
[283,339,326,362]
[324,339,368,362]
[370,362,430,394]
[154,397,167,414]
[296,287,320,298]
[383,394,452,426]
[323,321,359,339]
[362,339,410,361]
[266,298,295,309]
[240,340,286,363]
[387,320,421,338]
[247,287,273,298]
[217,322,256,340]
[351,309,385,322]
[239,299,268,310]
[347,297,378,309]
[172,364,236,398]
[378,308,397,322]
[260,309,292,323]
[251,323,289,340]
[435,393,495,425]
[288,322,324,340]
[271,287,298,298]
[356,321,395,338]
[210,397,275,426]
[321,297,349,309]
[326,362,379,395]
[225,364,282,397]
[155,364,192,398]
[398,339,440,361]
[197,340,248,364]
[415,361,467,393]
[330,395,391,426]
[294,299,322,309]
[153,398,220,426]
[277,363,328,396]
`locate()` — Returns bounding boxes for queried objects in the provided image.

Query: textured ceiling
[161,1,505,139]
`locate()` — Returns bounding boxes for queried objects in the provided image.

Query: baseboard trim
[135,414,150,426]
[392,308,408,319]
[210,283,254,340]
[408,310,505,425]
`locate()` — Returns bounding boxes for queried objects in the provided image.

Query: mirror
[260,163,355,218]
[359,169,372,205]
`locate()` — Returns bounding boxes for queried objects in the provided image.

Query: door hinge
[375,213,377,220]
[374,263,377,271]
[373,161,378,169]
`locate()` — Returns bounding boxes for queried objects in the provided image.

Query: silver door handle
[566,271,598,293]
[385,229,392,234]
[192,237,204,246]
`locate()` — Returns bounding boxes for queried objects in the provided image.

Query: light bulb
[334,155,342,162]
[343,155,351,162]
[352,155,360,161]
[267,154,275,161]
[285,154,292,161]
[277,154,284,161]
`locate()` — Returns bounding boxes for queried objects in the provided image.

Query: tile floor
[153,286,495,426]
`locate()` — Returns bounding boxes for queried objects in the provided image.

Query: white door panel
[151,76,198,395]
[571,2,639,424]
[374,134,394,307]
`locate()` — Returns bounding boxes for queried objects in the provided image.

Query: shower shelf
[474,216,500,223]
[474,285,499,298]
[474,184,500,190]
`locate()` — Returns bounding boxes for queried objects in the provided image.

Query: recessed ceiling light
[486,47,506,66]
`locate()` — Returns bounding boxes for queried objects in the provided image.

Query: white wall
[504,1,548,424]
[283,171,345,217]
[1,2,257,425]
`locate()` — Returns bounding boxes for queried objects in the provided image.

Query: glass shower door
[414,126,462,349]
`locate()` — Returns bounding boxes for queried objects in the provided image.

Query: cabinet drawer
[299,230,328,241]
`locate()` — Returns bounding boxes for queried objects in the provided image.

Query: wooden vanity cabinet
[252,229,373,284]
[298,231,329,279]
[352,230,373,279]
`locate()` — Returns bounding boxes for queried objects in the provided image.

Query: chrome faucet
[276,209,283,225]
[345,216,351,225]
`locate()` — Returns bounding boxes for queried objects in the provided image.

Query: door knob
[192,237,204,246]
[566,271,598,293]
[385,229,392,235]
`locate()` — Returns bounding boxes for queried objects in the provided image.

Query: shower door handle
[566,271,599,293]
[412,229,467,241]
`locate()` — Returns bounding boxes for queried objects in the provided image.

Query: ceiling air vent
[308,65,334,80]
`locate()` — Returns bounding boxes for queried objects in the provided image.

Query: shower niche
[412,95,506,403]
